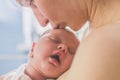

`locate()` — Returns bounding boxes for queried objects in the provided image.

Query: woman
[18,0,120,80]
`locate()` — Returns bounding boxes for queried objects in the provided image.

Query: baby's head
[29,29,79,79]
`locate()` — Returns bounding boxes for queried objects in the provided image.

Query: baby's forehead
[40,29,78,42]
[40,29,52,37]
[41,29,62,36]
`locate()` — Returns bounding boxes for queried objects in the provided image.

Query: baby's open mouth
[51,54,60,63]
[49,54,61,66]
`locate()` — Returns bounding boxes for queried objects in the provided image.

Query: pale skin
[18,0,120,80]
[25,29,79,80]
[0,29,79,80]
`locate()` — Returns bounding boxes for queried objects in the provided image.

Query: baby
[0,29,79,80]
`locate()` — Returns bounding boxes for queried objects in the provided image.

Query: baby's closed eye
[48,36,61,44]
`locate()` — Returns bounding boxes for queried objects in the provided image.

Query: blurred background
[0,0,89,75]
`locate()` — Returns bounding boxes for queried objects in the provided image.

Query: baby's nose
[57,44,67,54]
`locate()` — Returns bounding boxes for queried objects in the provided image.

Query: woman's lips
[54,24,64,29]
[53,23,66,29]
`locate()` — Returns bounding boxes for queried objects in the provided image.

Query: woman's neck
[25,63,47,80]
[89,0,120,29]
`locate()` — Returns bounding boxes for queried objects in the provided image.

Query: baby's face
[30,29,79,78]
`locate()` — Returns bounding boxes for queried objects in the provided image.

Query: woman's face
[18,0,88,30]
[33,0,77,29]
[30,29,79,78]
[18,0,87,30]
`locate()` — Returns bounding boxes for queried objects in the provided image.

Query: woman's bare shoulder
[85,22,120,51]
[66,24,120,80]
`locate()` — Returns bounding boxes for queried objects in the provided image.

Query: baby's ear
[29,42,36,58]
[31,42,36,52]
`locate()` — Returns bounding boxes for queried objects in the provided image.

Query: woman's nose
[17,0,31,7]
[57,44,67,54]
